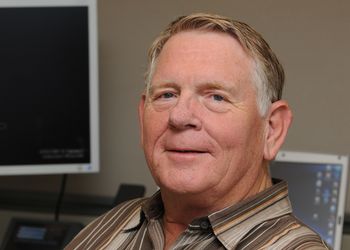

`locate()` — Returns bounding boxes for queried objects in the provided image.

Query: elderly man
[66,13,329,249]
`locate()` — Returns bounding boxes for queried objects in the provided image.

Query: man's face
[139,31,268,198]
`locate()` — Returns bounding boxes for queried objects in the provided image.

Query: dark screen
[0,7,90,165]
[270,161,342,247]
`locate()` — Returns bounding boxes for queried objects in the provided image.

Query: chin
[158,177,212,196]
[150,160,218,195]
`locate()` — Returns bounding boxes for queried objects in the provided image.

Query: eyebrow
[195,81,238,94]
[148,82,178,95]
[149,80,238,95]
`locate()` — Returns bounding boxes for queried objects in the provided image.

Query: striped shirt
[65,180,330,249]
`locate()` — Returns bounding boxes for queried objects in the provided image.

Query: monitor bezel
[0,0,99,175]
[273,150,348,250]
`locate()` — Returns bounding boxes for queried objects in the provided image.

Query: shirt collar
[209,179,292,248]
[140,191,215,233]
[122,191,163,231]
[125,179,292,247]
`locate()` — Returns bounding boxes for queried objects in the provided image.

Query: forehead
[152,31,254,86]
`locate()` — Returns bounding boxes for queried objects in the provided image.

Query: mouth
[164,147,210,162]
[167,149,207,154]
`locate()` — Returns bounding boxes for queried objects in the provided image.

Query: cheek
[210,117,249,146]
[207,113,265,151]
[142,108,169,150]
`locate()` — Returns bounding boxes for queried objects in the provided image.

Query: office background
[0,0,349,221]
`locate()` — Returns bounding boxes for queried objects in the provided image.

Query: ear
[263,100,293,161]
[138,94,146,146]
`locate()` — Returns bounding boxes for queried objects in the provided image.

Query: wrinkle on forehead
[151,30,255,91]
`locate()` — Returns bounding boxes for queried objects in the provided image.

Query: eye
[212,94,224,101]
[161,92,175,99]
[202,92,231,113]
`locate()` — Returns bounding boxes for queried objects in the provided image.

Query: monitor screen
[270,151,348,250]
[0,0,99,175]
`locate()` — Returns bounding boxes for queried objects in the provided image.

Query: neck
[162,215,187,250]
[160,165,272,248]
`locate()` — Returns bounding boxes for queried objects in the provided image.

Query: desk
[0,189,112,245]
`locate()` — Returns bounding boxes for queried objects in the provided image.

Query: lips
[165,145,210,155]
[164,138,212,158]
[167,149,207,153]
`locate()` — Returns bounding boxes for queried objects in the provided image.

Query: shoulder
[238,214,330,250]
[269,214,330,249]
[64,197,148,250]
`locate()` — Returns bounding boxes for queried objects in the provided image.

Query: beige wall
[1,0,350,211]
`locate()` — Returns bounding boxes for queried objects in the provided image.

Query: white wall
[1,0,350,211]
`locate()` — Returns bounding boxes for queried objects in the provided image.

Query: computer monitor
[0,0,99,175]
[270,151,348,250]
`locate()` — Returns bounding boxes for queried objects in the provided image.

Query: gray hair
[145,13,285,116]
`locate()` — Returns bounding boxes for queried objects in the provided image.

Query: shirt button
[200,221,209,230]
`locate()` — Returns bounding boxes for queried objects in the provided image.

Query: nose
[168,94,202,131]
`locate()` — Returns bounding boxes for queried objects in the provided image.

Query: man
[66,13,329,249]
